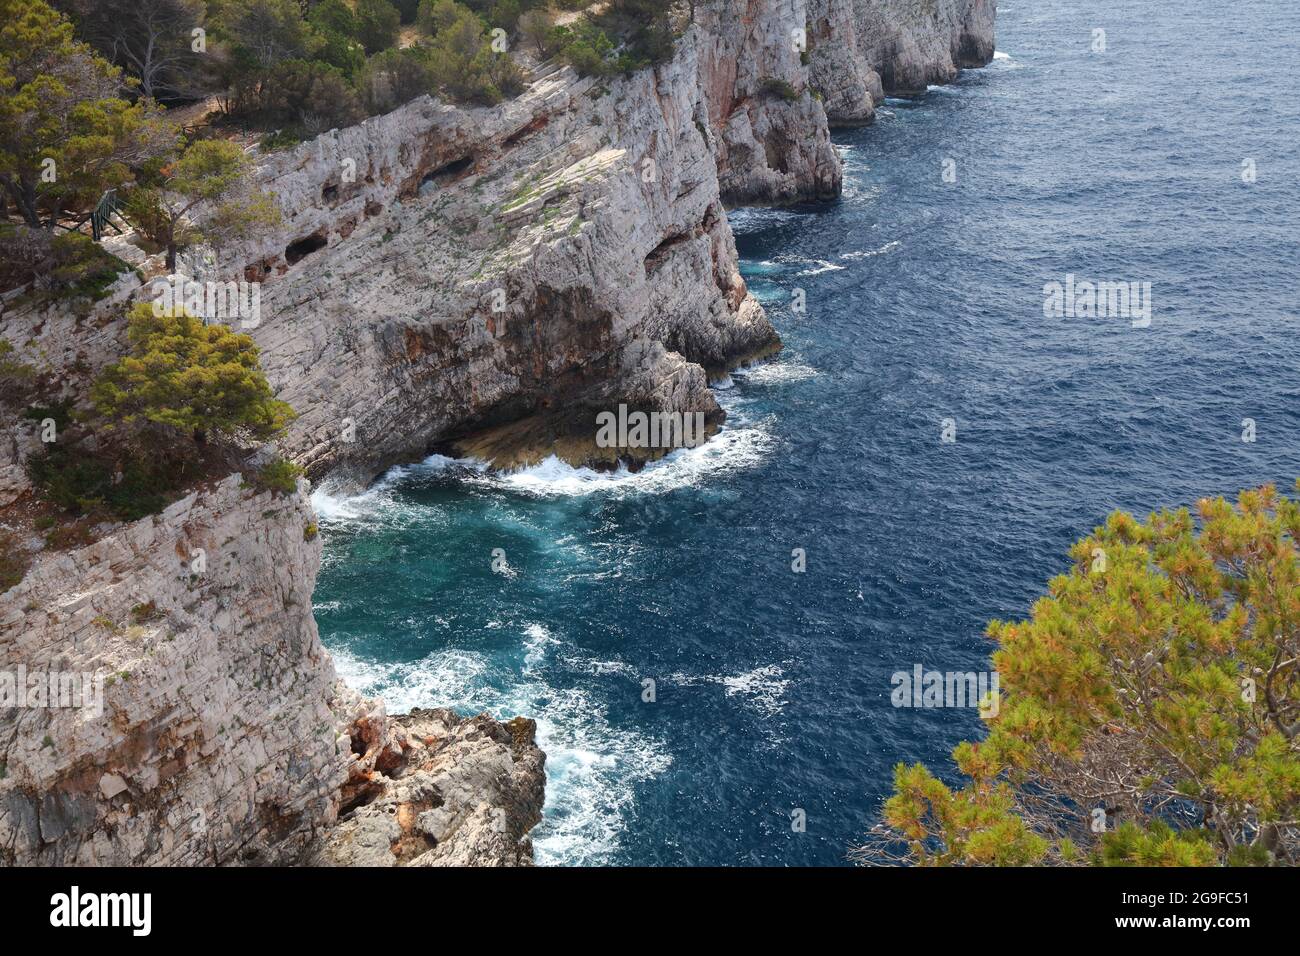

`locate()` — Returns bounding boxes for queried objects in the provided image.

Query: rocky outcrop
[0,474,543,865]
[314,708,545,867]
[808,0,997,124]
[694,0,842,203]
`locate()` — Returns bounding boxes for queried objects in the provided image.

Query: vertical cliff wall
[808,0,996,124]
[0,474,544,865]
[220,17,833,489]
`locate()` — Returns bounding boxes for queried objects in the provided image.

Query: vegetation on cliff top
[858,484,1300,867]
[21,302,295,543]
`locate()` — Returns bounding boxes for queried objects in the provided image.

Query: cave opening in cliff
[422,154,475,187]
[644,230,695,275]
[285,232,328,265]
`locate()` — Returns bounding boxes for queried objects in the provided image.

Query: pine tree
[92,303,295,446]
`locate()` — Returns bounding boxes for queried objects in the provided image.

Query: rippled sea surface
[313,0,1300,865]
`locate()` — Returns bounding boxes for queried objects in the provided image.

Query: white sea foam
[720,665,792,719]
[840,239,900,261]
[668,663,792,719]
[795,259,846,276]
[330,646,492,712]
[467,420,776,499]
[311,455,484,525]
[731,362,818,386]
[727,208,802,233]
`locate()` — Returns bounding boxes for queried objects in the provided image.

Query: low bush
[26,443,189,522]
[0,226,128,303]
[254,457,303,495]
[758,76,800,101]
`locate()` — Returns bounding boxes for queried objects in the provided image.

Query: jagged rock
[314,708,545,867]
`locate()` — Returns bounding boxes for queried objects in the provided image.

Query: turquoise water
[313,0,1300,865]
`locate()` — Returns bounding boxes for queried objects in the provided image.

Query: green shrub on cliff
[758,76,799,102]
[857,483,1300,867]
[353,0,401,54]
[550,0,680,78]
[27,443,187,521]
[416,0,524,104]
[91,303,295,446]
[254,456,303,495]
[0,226,130,304]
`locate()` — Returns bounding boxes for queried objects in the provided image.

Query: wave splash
[329,625,671,867]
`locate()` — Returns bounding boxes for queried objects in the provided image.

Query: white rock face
[210,15,849,489]
[693,0,843,203]
[0,475,544,865]
[1,475,342,864]
[808,0,997,123]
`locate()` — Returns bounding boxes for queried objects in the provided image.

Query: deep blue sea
[312,0,1300,865]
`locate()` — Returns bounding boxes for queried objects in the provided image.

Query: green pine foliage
[91,303,295,445]
[863,484,1300,866]
[254,456,303,495]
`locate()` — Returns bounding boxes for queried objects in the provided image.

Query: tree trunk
[1,176,42,228]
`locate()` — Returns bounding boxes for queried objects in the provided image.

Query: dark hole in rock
[422,155,474,187]
[644,231,692,275]
[285,232,328,265]
[322,183,339,202]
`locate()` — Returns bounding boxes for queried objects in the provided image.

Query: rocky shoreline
[0,0,993,866]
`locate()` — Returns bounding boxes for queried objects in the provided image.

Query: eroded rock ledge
[314,707,545,867]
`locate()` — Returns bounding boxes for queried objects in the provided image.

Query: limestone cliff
[0,474,543,865]
[808,0,996,124]
[223,14,837,490]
